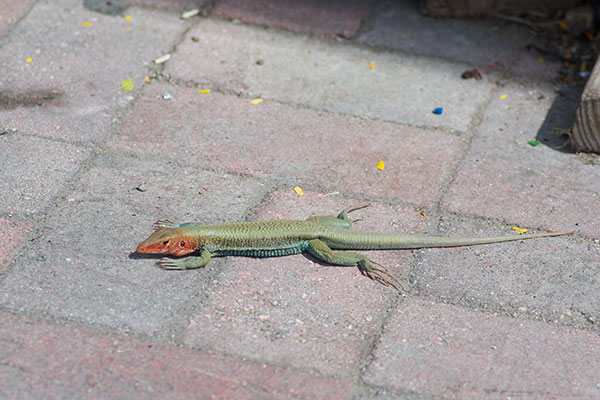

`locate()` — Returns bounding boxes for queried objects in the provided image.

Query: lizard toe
[156,258,183,270]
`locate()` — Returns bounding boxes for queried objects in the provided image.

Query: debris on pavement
[181,9,200,20]
[461,68,482,80]
[154,54,171,64]
[121,78,134,92]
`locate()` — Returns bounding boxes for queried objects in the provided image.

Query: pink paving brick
[0,0,34,38]
[111,83,462,207]
[182,189,430,375]
[213,0,372,37]
[0,311,352,399]
[364,299,600,398]
[0,218,34,268]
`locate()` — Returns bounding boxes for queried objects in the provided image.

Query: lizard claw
[338,204,370,223]
[360,260,404,292]
[156,257,184,270]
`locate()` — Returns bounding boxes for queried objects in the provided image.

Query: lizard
[136,204,572,290]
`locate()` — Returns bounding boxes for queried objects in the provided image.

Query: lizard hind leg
[306,239,402,291]
[306,204,371,229]
[337,204,370,224]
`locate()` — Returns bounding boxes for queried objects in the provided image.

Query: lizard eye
[180,241,185,247]
[162,240,169,246]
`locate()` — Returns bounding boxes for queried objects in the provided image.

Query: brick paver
[0,311,352,399]
[0,218,34,269]
[182,190,428,376]
[213,0,372,37]
[0,134,90,216]
[0,0,185,143]
[358,0,561,81]
[0,0,33,38]
[364,299,600,399]
[110,82,463,206]
[411,215,599,328]
[442,83,600,238]
[0,153,267,335]
[0,0,597,398]
[165,18,496,132]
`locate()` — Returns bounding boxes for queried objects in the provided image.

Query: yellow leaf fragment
[144,76,151,83]
[537,57,545,62]
[377,161,384,170]
[418,211,426,216]
[199,89,211,94]
[513,226,528,233]
[251,97,263,105]
[125,15,132,21]
[293,186,304,196]
[121,78,134,92]
[26,57,32,63]
[499,94,507,100]
[82,22,92,27]
[558,21,568,31]
[369,61,375,69]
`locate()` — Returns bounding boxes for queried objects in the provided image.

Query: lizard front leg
[157,248,212,270]
[305,239,402,291]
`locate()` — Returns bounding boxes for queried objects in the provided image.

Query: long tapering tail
[323,230,573,250]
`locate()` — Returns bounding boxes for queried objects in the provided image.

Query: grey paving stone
[358,0,562,82]
[0,153,267,334]
[109,82,463,207]
[363,299,600,398]
[411,216,600,328]
[0,133,90,216]
[441,82,600,239]
[0,311,352,399]
[182,189,429,376]
[0,0,185,143]
[165,19,496,132]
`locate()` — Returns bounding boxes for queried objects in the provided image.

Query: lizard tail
[323,230,573,250]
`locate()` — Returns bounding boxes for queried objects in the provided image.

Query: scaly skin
[136,205,572,290]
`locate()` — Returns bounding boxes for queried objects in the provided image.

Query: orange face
[136,228,197,256]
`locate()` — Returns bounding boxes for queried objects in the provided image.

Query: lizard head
[136,227,197,256]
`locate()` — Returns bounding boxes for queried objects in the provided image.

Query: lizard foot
[360,260,404,292]
[156,258,185,270]
[153,219,175,230]
[337,204,370,223]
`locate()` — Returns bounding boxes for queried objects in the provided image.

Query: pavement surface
[1,0,599,398]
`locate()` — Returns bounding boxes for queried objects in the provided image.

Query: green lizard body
[136,205,572,290]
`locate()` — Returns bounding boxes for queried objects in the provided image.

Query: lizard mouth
[136,242,167,254]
